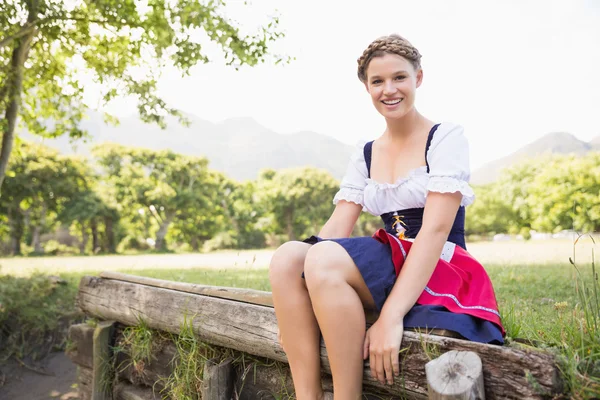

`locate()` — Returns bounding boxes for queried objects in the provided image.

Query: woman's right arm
[318,200,362,239]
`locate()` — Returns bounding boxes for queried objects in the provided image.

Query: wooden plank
[92,320,116,400]
[100,271,275,307]
[114,382,160,400]
[426,351,485,400]
[201,357,235,400]
[67,323,95,369]
[77,366,93,400]
[77,275,563,399]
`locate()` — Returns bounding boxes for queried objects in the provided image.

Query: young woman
[268,34,504,399]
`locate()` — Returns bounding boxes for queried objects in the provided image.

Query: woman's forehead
[367,54,413,76]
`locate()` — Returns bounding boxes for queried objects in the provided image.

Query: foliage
[0,0,286,191]
[0,273,80,361]
[256,167,339,241]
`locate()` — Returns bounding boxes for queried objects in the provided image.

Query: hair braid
[357,34,422,82]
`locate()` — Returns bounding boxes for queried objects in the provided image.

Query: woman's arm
[380,190,462,319]
[365,191,462,385]
[318,200,363,239]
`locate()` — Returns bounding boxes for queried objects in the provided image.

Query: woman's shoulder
[429,121,469,154]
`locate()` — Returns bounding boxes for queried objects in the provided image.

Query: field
[0,237,598,398]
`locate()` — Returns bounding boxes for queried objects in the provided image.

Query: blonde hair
[357,34,422,82]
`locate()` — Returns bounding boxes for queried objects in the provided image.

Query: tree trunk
[80,221,89,255]
[285,208,296,241]
[104,216,116,254]
[91,218,99,253]
[32,200,46,253]
[8,205,24,255]
[154,212,175,251]
[0,22,37,194]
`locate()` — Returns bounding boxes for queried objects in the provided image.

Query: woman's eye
[371,79,382,84]
[395,75,406,80]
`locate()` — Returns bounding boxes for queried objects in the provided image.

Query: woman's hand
[363,314,404,385]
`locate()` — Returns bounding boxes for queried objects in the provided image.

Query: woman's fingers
[383,349,394,385]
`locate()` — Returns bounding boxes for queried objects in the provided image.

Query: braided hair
[357,34,422,82]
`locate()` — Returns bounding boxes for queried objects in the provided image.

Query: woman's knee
[303,242,350,290]
[269,241,311,284]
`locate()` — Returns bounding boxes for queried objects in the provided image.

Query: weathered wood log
[77,366,93,400]
[76,275,563,399]
[92,320,116,400]
[426,351,485,400]
[201,357,234,400]
[114,382,159,400]
[67,323,95,369]
[100,271,275,307]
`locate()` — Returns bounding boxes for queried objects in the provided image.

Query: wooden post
[201,357,235,400]
[92,321,116,400]
[425,350,485,400]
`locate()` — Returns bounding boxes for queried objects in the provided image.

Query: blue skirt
[303,235,504,345]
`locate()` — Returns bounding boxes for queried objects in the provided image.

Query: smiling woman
[268,34,504,399]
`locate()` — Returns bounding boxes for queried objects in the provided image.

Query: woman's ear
[416,69,424,88]
[364,81,370,93]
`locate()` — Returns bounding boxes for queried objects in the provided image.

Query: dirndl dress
[302,122,505,345]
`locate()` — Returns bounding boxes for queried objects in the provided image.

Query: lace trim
[365,166,428,190]
[427,176,475,206]
[333,187,364,207]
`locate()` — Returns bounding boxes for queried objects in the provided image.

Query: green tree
[0,0,285,192]
[1,141,88,255]
[93,143,212,251]
[466,184,515,236]
[257,167,339,242]
[528,153,600,233]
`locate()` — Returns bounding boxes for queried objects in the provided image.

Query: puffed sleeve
[426,124,475,206]
[333,140,369,207]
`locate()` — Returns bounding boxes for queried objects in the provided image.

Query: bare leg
[304,241,376,400]
[269,241,324,400]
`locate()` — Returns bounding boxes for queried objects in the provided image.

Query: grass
[0,238,598,398]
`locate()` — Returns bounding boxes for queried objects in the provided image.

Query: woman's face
[364,53,423,119]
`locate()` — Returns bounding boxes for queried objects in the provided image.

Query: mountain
[23,111,354,181]
[471,132,598,185]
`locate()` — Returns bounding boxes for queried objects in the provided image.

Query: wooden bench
[67,272,564,399]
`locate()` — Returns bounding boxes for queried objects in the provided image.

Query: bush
[0,274,80,361]
[117,235,152,253]
[202,232,237,252]
[43,240,79,256]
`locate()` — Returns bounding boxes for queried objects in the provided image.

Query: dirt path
[0,352,78,400]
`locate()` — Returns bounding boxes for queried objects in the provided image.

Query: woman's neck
[383,108,427,141]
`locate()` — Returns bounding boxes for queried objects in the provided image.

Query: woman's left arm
[365,191,462,385]
[381,190,462,318]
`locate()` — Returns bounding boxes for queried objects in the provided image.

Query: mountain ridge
[21,111,598,183]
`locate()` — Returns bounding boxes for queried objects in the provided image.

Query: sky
[98,0,600,170]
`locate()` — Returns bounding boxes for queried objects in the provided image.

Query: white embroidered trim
[389,234,407,259]
[427,176,475,206]
[440,242,456,262]
[332,188,364,207]
[423,287,501,317]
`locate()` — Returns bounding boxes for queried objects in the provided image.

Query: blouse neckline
[364,165,428,189]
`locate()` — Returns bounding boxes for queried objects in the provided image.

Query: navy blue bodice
[380,207,467,250]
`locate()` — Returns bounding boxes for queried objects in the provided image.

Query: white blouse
[333,122,475,216]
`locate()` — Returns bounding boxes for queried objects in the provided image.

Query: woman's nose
[383,80,396,95]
